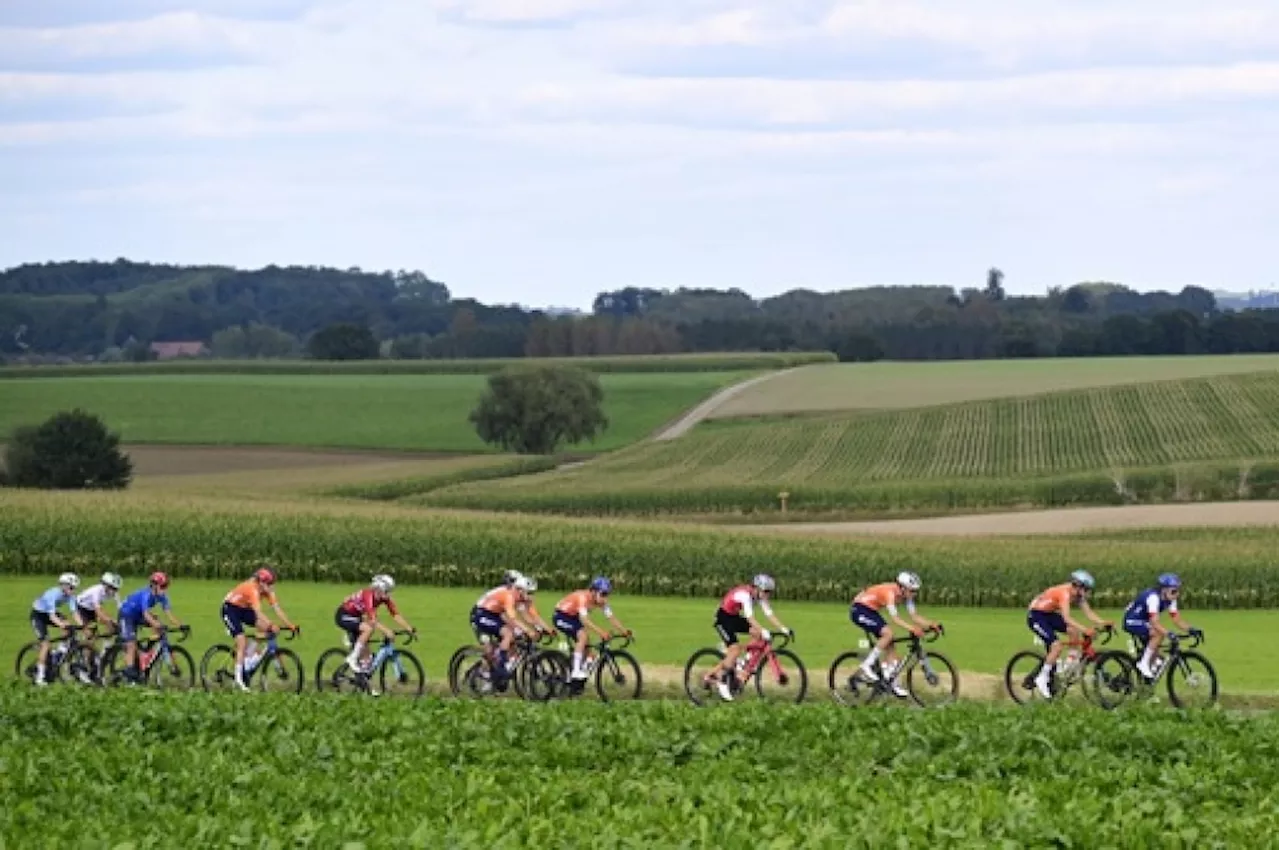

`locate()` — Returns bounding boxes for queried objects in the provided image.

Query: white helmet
[752,573,776,592]
[514,576,537,594]
[371,574,395,594]
[897,571,921,591]
[58,572,80,590]
[101,572,123,590]
[504,569,525,586]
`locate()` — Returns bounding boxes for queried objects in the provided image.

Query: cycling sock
[235,662,245,681]
[571,652,584,678]
[860,647,882,670]
[1139,647,1155,668]
[35,663,45,681]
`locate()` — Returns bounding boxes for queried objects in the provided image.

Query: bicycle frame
[737,633,793,683]
[243,627,298,680]
[1132,631,1204,685]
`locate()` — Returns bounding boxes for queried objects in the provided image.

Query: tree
[307,322,379,360]
[985,267,1006,301]
[2,409,133,489]
[833,331,885,362]
[469,365,608,454]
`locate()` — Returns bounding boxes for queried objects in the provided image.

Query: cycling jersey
[555,590,612,619]
[1124,588,1178,621]
[1029,584,1074,614]
[853,583,916,617]
[31,587,75,614]
[224,580,277,610]
[340,588,398,619]
[119,588,171,621]
[476,587,517,615]
[720,586,772,619]
[75,584,120,612]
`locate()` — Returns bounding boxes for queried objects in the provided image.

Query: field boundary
[650,368,800,440]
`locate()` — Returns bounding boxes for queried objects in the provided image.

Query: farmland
[419,371,1279,515]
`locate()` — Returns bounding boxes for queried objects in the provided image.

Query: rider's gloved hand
[784,628,795,638]
[760,629,772,642]
[1190,627,1204,638]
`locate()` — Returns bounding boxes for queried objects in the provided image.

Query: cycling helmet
[1070,570,1096,590]
[752,574,776,592]
[590,576,612,594]
[101,572,123,590]
[1157,573,1181,589]
[254,567,276,585]
[514,576,537,594]
[149,571,169,589]
[371,574,395,594]
[504,569,524,586]
[897,571,922,591]
[58,572,80,591]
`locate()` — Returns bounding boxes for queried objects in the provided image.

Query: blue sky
[1,0,1276,308]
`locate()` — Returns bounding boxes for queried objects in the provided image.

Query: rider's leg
[1138,623,1164,677]
[859,626,893,675]
[347,620,374,668]
[571,628,590,680]
[233,632,248,681]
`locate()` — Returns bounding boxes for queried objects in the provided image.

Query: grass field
[2,579,1274,693]
[0,371,750,453]
[421,371,1279,515]
[4,690,1273,847]
[712,354,1278,418]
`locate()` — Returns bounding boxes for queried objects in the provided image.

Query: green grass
[2,579,1273,693]
[425,371,1278,514]
[4,689,1273,847]
[714,354,1278,418]
[0,371,751,453]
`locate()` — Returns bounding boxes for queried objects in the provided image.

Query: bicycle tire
[1166,651,1218,708]
[377,649,425,699]
[257,647,306,694]
[1083,650,1137,711]
[1004,650,1047,705]
[595,650,642,702]
[682,647,726,707]
[447,645,475,695]
[907,651,959,708]
[521,650,569,702]
[99,643,129,687]
[150,645,196,691]
[199,644,237,692]
[315,648,362,694]
[827,650,878,706]
[14,642,41,683]
[753,647,808,704]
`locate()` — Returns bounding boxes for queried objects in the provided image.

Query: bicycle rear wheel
[907,651,959,708]
[521,650,569,702]
[377,650,425,699]
[1004,650,1047,705]
[1166,651,1218,709]
[827,651,877,706]
[150,645,196,691]
[1083,650,1137,710]
[753,648,807,704]
[200,644,238,692]
[683,648,727,707]
[315,648,361,693]
[595,650,643,702]
[257,648,306,694]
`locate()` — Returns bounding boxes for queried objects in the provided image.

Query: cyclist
[702,574,792,702]
[850,571,939,698]
[74,572,124,684]
[470,575,550,687]
[1123,573,1201,680]
[222,567,299,691]
[553,576,633,687]
[337,574,417,674]
[29,573,84,686]
[1026,570,1113,699]
[117,572,185,684]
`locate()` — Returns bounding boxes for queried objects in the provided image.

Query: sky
[0,1,1276,309]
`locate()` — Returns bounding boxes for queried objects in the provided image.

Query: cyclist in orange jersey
[1026,570,1112,699]
[849,572,938,697]
[221,567,298,691]
[553,577,632,687]
[470,575,551,686]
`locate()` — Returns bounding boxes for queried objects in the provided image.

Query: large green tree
[2,409,133,489]
[307,322,379,360]
[469,365,608,454]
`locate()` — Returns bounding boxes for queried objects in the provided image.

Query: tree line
[1,259,1274,363]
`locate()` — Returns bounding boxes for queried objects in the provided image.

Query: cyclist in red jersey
[336,574,417,672]
[703,574,792,702]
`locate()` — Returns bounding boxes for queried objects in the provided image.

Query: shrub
[2,409,133,490]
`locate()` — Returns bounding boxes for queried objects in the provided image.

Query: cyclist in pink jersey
[702,574,792,702]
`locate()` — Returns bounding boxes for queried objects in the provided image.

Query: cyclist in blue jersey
[29,573,84,685]
[118,571,185,683]
[1122,573,1200,680]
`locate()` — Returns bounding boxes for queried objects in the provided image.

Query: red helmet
[149,571,169,588]
[255,567,276,585]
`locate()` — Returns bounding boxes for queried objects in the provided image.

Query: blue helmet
[590,576,612,594]
[1157,573,1182,589]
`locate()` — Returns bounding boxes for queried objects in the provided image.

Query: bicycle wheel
[521,650,569,702]
[595,650,643,702]
[459,649,500,699]
[256,648,306,694]
[1083,650,1137,710]
[827,651,878,706]
[377,650,425,699]
[447,645,476,695]
[315,648,362,693]
[753,648,807,704]
[200,644,238,692]
[150,645,196,691]
[1004,650,1047,705]
[1166,651,1218,709]
[907,651,959,708]
[683,648,728,707]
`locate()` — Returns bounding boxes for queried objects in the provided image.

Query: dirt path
[740,501,1279,536]
[652,369,798,441]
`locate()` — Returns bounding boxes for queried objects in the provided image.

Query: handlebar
[389,629,417,646]
[767,632,794,650]
[256,626,299,642]
[597,633,634,651]
[158,624,192,643]
[1170,630,1204,648]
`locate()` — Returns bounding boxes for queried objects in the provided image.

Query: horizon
[2,1,1276,309]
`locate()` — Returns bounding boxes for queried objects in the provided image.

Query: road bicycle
[448,630,551,700]
[828,625,959,708]
[1004,625,1135,709]
[14,626,98,686]
[1124,630,1217,708]
[541,634,644,702]
[683,632,807,706]
[314,630,425,698]
[200,627,305,693]
[101,625,196,690]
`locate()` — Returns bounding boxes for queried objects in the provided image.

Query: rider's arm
[886,603,918,635]
[1169,610,1192,631]
[158,595,182,629]
[391,612,415,633]
[580,610,611,640]
[525,602,552,633]
[604,611,631,636]
[269,600,296,630]
[1078,599,1110,628]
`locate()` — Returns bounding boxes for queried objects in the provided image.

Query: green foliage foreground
[1,687,1274,848]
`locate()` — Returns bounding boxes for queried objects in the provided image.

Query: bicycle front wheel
[14,642,41,684]
[257,648,306,694]
[200,644,238,692]
[754,648,808,704]
[683,648,726,707]
[1083,650,1137,710]
[151,645,196,691]
[1166,651,1218,709]
[907,651,959,708]
[377,650,425,699]
[521,650,569,702]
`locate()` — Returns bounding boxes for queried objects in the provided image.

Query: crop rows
[1,492,1274,608]
[422,372,1278,515]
